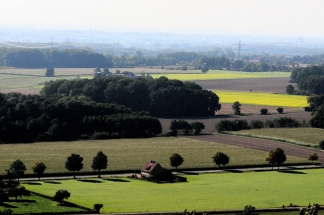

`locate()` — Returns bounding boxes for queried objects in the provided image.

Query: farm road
[189,134,324,163]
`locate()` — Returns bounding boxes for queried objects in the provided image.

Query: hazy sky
[1,0,324,37]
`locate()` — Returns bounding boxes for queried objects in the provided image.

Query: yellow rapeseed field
[213,90,308,108]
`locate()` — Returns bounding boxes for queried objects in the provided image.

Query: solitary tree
[45,68,55,77]
[169,153,184,170]
[286,85,294,94]
[277,107,284,114]
[308,153,319,164]
[65,154,83,179]
[9,160,26,182]
[53,189,70,205]
[94,204,103,213]
[91,151,108,178]
[212,152,230,169]
[232,101,241,115]
[32,162,47,180]
[266,148,286,169]
[190,122,205,135]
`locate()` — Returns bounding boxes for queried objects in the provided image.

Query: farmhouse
[141,160,165,178]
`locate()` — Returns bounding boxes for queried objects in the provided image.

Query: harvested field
[194,78,297,94]
[189,134,324,163]
[158,111,311,133]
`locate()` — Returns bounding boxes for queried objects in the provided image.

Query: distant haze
[1,0,324,37]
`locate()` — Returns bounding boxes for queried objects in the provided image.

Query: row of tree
[0,92,162,143]
[40,76,221,117]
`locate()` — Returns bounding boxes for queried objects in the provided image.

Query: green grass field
[23,169,324,213]
[212,90,308,108]
[150,71,290,81]
[0,194,87,214]
[229,128,324,147]
[0,137,309,175]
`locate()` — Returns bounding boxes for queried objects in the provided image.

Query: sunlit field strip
[150,71,290,81]
[24,169,324,213]
[213,90,308,108]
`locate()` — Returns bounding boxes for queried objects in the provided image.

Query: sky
[1,0,324,37]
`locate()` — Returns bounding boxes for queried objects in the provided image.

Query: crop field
[0,137,308,175]
[230,128,324,147]
[150,71,291,81]
[212,90,308,108]
[0,194,86,214]
[23,169,324,213]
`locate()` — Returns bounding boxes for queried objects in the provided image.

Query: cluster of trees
[199,57,290,72]
[216,117,304,133]
[40,76,221,118]
[0,48,112,68]
[169,120,205,135]
[0,92,161,143]
[289,65,324,95]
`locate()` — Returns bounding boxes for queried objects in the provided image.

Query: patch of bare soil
[0,88,40,95]
[194,78,296,94]
[189,134,324,162]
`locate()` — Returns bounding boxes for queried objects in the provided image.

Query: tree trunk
[98,169,101,178]
[73,171,76,179]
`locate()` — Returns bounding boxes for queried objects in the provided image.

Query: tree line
[40,76,221,118]
[0,92,161,143]
[0,47,290,72]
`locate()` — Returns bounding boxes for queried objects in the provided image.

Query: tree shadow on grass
[59,201,81,208]
[178,171,199,175]
[22,182,42,185]
[77,179,102,183]
[44,181,61,184]
[278,170,306,174]
[103,178,130,182]
[0,203,18,208]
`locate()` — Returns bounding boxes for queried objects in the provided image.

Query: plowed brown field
[189,133,324,162]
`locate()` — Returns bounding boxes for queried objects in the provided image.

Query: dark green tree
[190,122,205,135]
[53,189,70,205]
[32,162,47,180]
[169,153,184,170]
[286,85,294,94]
[91,151,108,178]
[300,203,320,215]
[45,68,54,77]
[266,148,286,169]
[277,107,283,114]
[94,204,103,213]
[212,152,230,168]
[308,153,318,164]
[9,160,26,182]
[309,104,324,129]
[232,101,241,115]
[65,154,83,179]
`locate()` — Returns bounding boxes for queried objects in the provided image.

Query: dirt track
[189,134,324,163]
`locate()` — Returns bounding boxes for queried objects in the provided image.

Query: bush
[232,101,241,115]
[319,140,324,149]
[260,108,268,115]
[215,119,250,132]
[277,107,283,114]
[250,120,264,129]
[265,117,301,128]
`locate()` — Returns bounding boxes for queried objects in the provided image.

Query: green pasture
[213,90,308,108]
[0,194,87,214]
[229,128,324,147]
[23,169,324,213]
[150,71,290,81]
[0,137,309,175]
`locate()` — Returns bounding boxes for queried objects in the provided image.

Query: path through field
[189,134,324,163]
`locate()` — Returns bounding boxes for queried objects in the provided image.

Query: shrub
[215,119,249,132]
[53,190,70,205]
[91,132,111,140]
[277,107,283,114]
[260,108,268,115]
[319,140,324,149]
[265,117,301,128]
[232,101,241,115]
[250,120,264,129]
[94,204,103,213]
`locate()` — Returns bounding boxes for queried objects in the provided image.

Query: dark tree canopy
[41,76,221,117]
[32,162,47,180]
[266,148,286,169]
[232,101,241,115]
[212,152,230,168]
[169,153,184,170]
[9,160,26,181]
[65,154,83,179]
[91,151,108,178]
[53,190,70,205]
